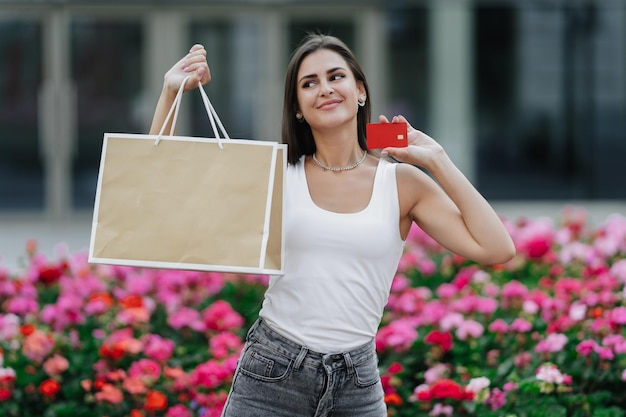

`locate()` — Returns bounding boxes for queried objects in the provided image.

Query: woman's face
[295,49,365,132]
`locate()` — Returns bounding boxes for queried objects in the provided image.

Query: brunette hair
[282,34,371,165]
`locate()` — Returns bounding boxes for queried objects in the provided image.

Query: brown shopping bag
[89,76,286,274]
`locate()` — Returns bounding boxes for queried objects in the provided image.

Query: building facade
[0,0,625,220]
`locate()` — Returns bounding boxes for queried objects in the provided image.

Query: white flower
[569,302,587,321]
[536,364,564,384]
[466,376,491,393]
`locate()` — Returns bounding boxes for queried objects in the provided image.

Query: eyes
[301,72,346,89]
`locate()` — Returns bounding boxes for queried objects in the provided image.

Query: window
[0,20,43,210]
[71,19,143,208]
[475,4,626,199]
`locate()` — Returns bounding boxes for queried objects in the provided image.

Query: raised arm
[149,44,211,135]
[381,115,516,265]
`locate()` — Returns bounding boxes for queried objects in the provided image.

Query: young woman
[150,34,515,417]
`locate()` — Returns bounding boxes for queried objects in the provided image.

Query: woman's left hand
[378,114,445,170]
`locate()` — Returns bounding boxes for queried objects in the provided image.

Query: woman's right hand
[164,44,211,93]
[149,44,211,134]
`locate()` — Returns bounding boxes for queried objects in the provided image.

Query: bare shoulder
[395,162,439,197]
[394,162,441,220]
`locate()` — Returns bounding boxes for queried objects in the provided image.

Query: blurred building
[0,0,625,268]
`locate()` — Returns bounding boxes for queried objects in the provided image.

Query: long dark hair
[282,34,371,165]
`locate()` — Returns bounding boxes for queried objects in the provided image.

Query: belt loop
[343,352,355,377]
[246,318,261,340]
[294,346,308,371]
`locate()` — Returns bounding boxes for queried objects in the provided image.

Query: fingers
[179,45,211,87]
[378,114,410,124]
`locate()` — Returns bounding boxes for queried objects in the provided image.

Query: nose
[319,79,334,96]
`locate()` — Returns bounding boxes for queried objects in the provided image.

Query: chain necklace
[312,150,368,172]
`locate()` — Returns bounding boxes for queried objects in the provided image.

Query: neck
[311,126,361,167]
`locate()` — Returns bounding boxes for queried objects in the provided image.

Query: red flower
[429,379,465,401]
[424,330,453,353]
[144,390,168,412]
[99,342,126,361]
[130,410,145,417]
[39,379,60,397]
[94,379,107,390]
[384,392,403,405]
[387,362,403,374]
[88,292,115,308]
[19,324,35,337]
[38,264,63,285]
[0,387,11,401]
[119,294,144,310]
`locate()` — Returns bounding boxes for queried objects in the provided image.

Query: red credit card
[366,122,408,149]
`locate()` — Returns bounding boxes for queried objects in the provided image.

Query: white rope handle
[155,75,230,149]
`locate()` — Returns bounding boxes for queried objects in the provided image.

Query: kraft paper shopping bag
[89,77,285,274]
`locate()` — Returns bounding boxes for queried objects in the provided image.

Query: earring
[296,111,304,123]
[358,96,366,107]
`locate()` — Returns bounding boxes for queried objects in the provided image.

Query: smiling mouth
[317,100,342,109]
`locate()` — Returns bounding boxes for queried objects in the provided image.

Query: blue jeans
[221,319,386,417]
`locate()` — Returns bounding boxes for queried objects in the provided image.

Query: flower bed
[1,207,626,416]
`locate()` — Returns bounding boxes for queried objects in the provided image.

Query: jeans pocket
[239,342,293,382]
[353,354,380,388]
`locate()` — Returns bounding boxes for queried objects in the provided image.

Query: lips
[317,99,342,110]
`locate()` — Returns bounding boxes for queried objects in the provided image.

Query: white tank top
[259,156,405,353]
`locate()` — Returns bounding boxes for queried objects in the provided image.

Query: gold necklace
[312,150,368,172]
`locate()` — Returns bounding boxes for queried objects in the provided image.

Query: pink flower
[95,383,124,404]
[202,301,244,333]
[455,320,484,341]
[503,381,518,392]
[488,319,509,334]
[576,339,599,356]
[622,369,626,382]
[424,363,449,384]
[143,334,176,362]
[514,352,532,369]
[23,329,55,363]
[123,375,148,395]
[6,296,38,316]
[475,297,498,315]
[487,388,507,410]
[515,218,554,259]
[610,259,626,283]
[168,307,204,332]
[209,332,243,359]
[0,314,20,341]
[429,403,453,417]
[128,358,161,381]
[439,313,464,332]
[510,318,532,333]
[436,283,457,299]
[376,319,418,352]
[595,346,614,360]
[501,280,529,300]
[190,359,231,389]
[609,307,626,325]
[43,354,69,377]
[166,404,193,417]
[535,333,568,353]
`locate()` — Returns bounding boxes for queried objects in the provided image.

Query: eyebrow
[298,67,346,84]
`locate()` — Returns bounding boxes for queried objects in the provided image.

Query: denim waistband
[247,318,376,373]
